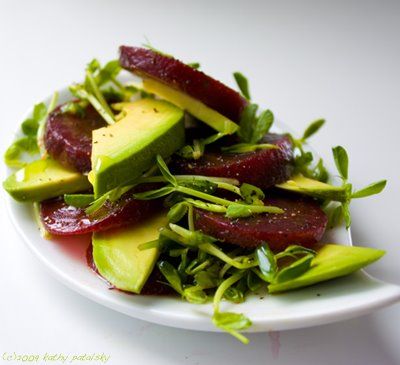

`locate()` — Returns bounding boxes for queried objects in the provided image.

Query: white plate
[5,86,400,332]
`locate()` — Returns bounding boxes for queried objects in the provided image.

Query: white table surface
[1,1,399,364]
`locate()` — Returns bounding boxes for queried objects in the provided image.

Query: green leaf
[142,38,172,58]
[33,103,47,122]
[251,109,274,143]
[223,286,244,303]
[180,179,217,194]
[294,151,314,173]
[187,62,200,69]
[156,155,177,186]
[302,119,325,141]
[212,312,251,344]
[21,118,39,136]
[69,84,115,125]
[178,132,227,160]
[240,183,265,205]
[183,286,208,304]
[275,245,316,260]
[237,104,258,143]
[167,202,189,223]
[352,180,387,199]
[169,224,216,247]
[342,201,351,229]
[98,60,121,85]
[157,261,183,295]
[194,271,219,289]
[332,146,349,180]
[225,203,283,218]
[233,72,251,100]
[64,194,95,208]
[133,186,175,200]
[221,143,278,154]
[275,253,314,283]
[312,158,329,183]
[256,244,277,282]
[4,137,39,168]
[86,59,101,73]
[183,198,227,213]
[247,270,263,292]
[327,204,343,228]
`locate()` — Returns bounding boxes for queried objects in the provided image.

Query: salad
[3,44,387,343]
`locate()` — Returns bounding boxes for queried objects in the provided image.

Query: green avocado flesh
[142,78,239,134]
[276,174,348,202]
[268,244,385,293]
[92,214,168,293]
[91,99,185,198]
[3,158,91,202]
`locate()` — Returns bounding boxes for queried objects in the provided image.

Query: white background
[1,0,400,364]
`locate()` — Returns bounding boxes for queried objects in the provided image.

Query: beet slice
[45,104,106,173]
[171,133,294,189]
[119,46,248,123]
[194,193,327,251]
[40,192,162,236]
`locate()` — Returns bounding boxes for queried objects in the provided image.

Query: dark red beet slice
[40,192,162,236]
[194,193,327,251]
[171,133,294,189]
[45,104,106,173]
[119,46,248,122]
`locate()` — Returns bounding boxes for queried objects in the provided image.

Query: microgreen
[290,119,329,182]
[275,253,314,283]
[183,286,208,304]
[157,261,183,295]
[324,146,387,229]
[142,37,173,58]
[256,244,277,283]
[178,132,227,160]
[274,245,316,260]
[5,92,59,168]
[233,72,275,146]
[237,104,275,145]
[332,145,349,181]
[67,58,139,126]
[221,143,278,154]
[4,137,39,168]
[132,155,284,218]
[167,201,189,223]
[301,119,325,142]
[351,180,387,199]
[212,270,251,344]
[233,72,251,100]
[187,62,201,69]
[239,183,265,205]
[225,203,283,219]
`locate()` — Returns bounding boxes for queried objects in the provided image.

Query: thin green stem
[176,186,232,206]
[188,204,195,231]
[213,271,246,312]
[85,70,115,121]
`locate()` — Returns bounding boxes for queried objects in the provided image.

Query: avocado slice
[92,214,167,293]
[91,99,184,197]
[276,174,348,202]
[33,202,51,238]
[3,158,91,202]
[142,78,239,134]
[268,244,385,293]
